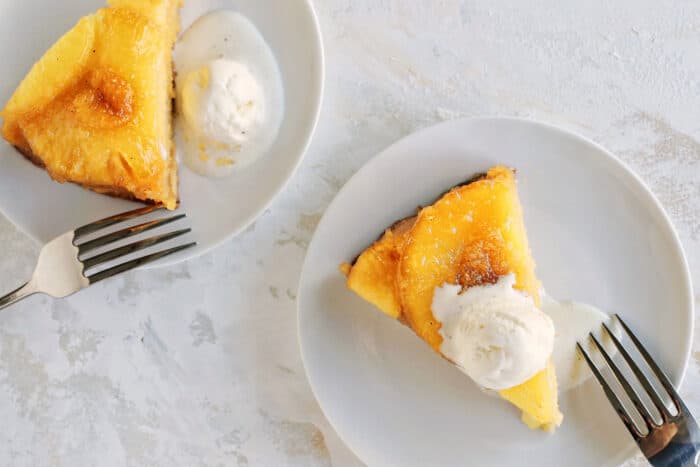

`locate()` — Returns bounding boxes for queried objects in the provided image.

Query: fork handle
[0,280,39,311]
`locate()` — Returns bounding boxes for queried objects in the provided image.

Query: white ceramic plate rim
[297,116,694,466]
[0,0,325,269]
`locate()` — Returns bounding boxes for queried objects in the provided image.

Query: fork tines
[73,205,196,283]
[576,315,682,439]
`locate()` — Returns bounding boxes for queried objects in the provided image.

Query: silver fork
[577,315,700,466]
[0,205,196,311]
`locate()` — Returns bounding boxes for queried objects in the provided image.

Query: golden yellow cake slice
[0,1,180,209]
[108,0,181,44]
[343,166,562,431]
[343,216,415,319]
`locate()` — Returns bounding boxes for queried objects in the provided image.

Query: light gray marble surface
[0,0,698,466]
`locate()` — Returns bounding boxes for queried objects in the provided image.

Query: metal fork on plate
[577,315,700,467]
[0,205,196,311]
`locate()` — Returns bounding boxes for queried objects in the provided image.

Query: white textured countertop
[0,0,698,465]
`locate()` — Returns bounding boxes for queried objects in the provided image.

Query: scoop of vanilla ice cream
[432,274,554,390]
[179,59,264,146]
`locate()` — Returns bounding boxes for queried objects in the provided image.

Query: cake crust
[14,144,165,205]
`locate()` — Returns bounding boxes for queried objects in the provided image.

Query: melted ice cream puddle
[174,10,284,177]
[542,294,620,392]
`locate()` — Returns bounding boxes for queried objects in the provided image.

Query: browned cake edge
[348,171,492,266]
[14,145,164,207]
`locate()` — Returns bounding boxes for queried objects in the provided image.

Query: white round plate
[298,118,694,467]
[0,0,323,267]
